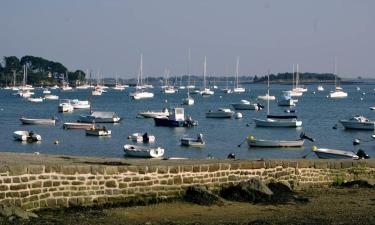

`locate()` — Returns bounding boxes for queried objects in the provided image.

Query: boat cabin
[171,108,185,121]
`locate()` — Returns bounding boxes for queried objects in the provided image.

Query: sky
[1,0,374,78]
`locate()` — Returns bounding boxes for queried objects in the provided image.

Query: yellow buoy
[312,146,318,151]
[127,135,131,139]
[247,135,255,140]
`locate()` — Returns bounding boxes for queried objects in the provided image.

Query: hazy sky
[1,0,374,78]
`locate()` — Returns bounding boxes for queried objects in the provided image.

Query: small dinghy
[181,133,205,147]
[58,99,74,112]
[85,126,111,136]
[63,122,94,129]
[339,115,375,130]
[13,131,42,142]
[130,132,155,143]
[231,100,263,110]
[79,111,121,123]
[123,144,164,158]
[312,146,370,160]
[44,94,59,100]
[27,97,44,103]
[20,117,56,125]
[206,108,234,118]
[247,133,313,148]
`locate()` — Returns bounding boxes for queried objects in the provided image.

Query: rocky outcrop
[0,204,38,221]
[184,185,222,205]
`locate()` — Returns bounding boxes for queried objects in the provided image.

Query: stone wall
[0,159,375,211]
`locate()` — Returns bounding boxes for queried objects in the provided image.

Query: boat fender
[247,135,255,140]
[356,149,370,159]
[312,146,318,152]
[353,139,360,146]
[54,140,59,144]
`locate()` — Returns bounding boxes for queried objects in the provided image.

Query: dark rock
[0,204,38,220]
[0,205,13,217]
[220,178,273,203]
[341,179,375,188]
[184,185,221,205]
[267,181,294,203]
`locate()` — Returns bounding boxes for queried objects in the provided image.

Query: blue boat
[154,108,197,127]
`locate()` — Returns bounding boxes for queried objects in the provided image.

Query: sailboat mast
[292,64,295,89]
[296,64,299,88]
[236,57,239,88]
[334,58,338,88]
[267,72,270,116]
[187,48,191,86]
[203,56,207,89]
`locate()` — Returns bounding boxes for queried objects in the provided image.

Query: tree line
[253,72,337,83]
[0,55,85,86]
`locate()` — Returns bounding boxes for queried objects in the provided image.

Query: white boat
[253,118,302,127]
[206,108,234,118]
[356,86,361,91]
[79,111,121,123]
[222,88,232,94]
[13,131,42,142]
[123,144,164,158]
[85,126,111,136]
[71,99,90,109]
[247,135,304,147]
[278,91,296,106]
[288,64,305,97]
[42,89,51,94]
[257,94,276,101]
[58,99,74,112]
[317,85,324,91]
[138,108,169,118]
[17,90,34,98]
[27,97,44,103]
[91,88,102,96]
[50,85,59,90]
[339,115,375,130]
[130,133,155,143]
[330,87,348,98]
[330,60,347,98]
[76,84,90,90]
[312,147,359,159]
[63,122,94,129]
[61,85,73,91]
[232,57,245,93]
[182,95,194,105]
[20,117,56,125]
[44,94,59,100]
[130,54,154,99]
[163,86,177,94]
[199,57,214,96]
[181,134,205,147]
[231,100,261,110]
[113,84,125,91]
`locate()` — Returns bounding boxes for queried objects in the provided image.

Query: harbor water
[1,84,374,160]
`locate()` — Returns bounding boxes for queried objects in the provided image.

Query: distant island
[252,72,337,84]
[0,55,85,86]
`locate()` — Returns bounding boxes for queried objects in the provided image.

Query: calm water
[1,84,375,160]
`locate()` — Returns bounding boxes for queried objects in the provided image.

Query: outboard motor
[299,132,315,142]
[227,153,236,159]
[356,149,370,159]
[353,139,361,146]
[257,103,264,109]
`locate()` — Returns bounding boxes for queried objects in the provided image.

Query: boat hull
[63,122,93,129]
[339,120,375,130]
[154,117,186,127]
[20,118,56,125]
[123,145,164,158]
[231,103,258,110]
[180,138,205,147]
[314,148,359,159]
[247,139,304,147]
[253,118,302,127]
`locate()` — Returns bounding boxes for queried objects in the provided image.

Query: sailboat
[17,66,34,98]
[61,72,73,91]
[163,69,177,94]
[257,72,275,100]
[233,57,245,93]
[182,49,195,105]
[253,72,302,127]
[199,56,214,96]
[113,74,126,91]
[289,64,304,97]
[329,59,347,98]
[291,64,307,94]
[130,54,154,100]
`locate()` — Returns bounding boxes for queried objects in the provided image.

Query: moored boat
[79,111,121,123]
[63,122,94,129]
[206,108,234,118]
[58,99,74,112]
[20,117,56,125]
[44,94,59,100]
[253,118,302,127]
[154,108,197,127]
[13,131,42,142]
[27,97,44,103]
[311,147,370,159]
[339,115,375,130]
[123,144,164,158]
[231,100,262,110]
[85,126,111,136]
[130,132,155,143]
[180,134,205,147]
[247,135,305,147]
[138,108,169,118]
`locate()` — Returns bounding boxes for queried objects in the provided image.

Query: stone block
[3,178,11,183]
[10,184,28,190]
[105,180,118,188]
[182,165,193,172]
[298,160,312,168]
[252,161,265,169]
[240,162,252,170]
[200,165,209,172]
[43,181,53,187]
[183,177,194,184]
[220,163,230,170]
[193,165,200,173]
[30,189,41,195]
[8,165,27,175]
[6,192,20,198]
[138,166,148,174]
[91,166,105,174]
[61,166,77,175]
[53,181,61,187]
[173,175,182,185]
[157,166,168,174]
[12,177,21,183]
[315,161,328,169]
[208,164,220,172]
[56,198,68,207]
[105,166,119,175]
[28,165,45,174]
[148,166,157,173]
[38,175,50,180]
[21,177,28,182]
[0,185,8,191]
[72,181,84,185]
[169,166,179,174]
[126,166,139,173]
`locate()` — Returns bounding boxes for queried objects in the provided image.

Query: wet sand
[10,187,375,225]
